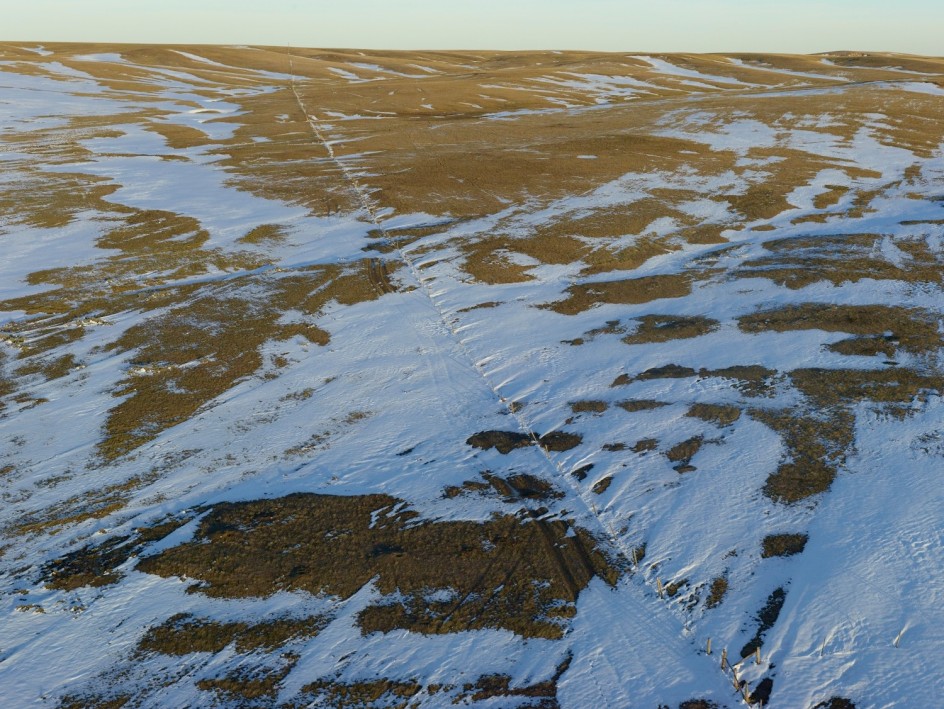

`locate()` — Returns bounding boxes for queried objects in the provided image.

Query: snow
[896,81,944,96]
[632,55,756,86]
[2,48,944,708]
[728,57,846,83]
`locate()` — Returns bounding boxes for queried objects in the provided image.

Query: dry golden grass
[137,493,621,640]
[666,436,704,471]
[570,400,608,413]
[686,403,741,426]
[737,233,944,289]
[299,678,423,709]
[631,438,660,453]
[2,45,944,704]
[139,613,328,656]
[545,274,694,315]
[705,575,729,609]
[40,514,192,590]
[622,314,719,345]
[751,407,853,503]
[617,399,670,413]
[197,655,297,703]
[739,303,943,357]
[93,261,391,460]
[761,533,808,558]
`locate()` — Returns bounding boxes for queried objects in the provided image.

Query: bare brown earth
[1,43,943,708]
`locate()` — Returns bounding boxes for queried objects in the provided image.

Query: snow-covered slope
[1,44,943,708]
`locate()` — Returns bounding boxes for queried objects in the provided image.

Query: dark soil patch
[483,472,564,501]
[812,698,857,709]
[571,463,594,481]
[675,700,721,709]
[750,677,774,705]
[467,430,582,454]
[467,430,533,454]
[740,587,787,658]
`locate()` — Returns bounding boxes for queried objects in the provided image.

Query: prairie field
[1,43,943,708]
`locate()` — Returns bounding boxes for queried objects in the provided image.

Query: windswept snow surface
[631,55,756,86]
[1,45,944,708]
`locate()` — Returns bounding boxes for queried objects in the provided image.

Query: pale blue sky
[8,0,944,55]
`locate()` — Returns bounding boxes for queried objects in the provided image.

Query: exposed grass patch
[12,472,161,537]
[726,184,791,221]
[613,364,696,386]
[686,403,741,426]
[591,476,613,494]
[761,533,808,558]
[622,314,719,345]
[570,400,608,413]
[612,364,780,397]
[539,431,583,451]
[197,654,297,703]
[137,493,622,639]
[751,407,853,503]
[706,575,729,609]
[40,513,193,590]
[138,613,329,656]
[300,653,570,708]
[543,274,693,315]
[632,438,659,453]
[618,399,670,413]
[790,367,944,410]
[736,233,943,289]
[98,263,389,460]
[813,184,850,209]
[666,436,703,466]
[738,303,943,357]
[300,678,423,708]
[701,365,781,398]
[238,223,290,245]
[483,472,564,501]
[14,354,78,382]
[59,694,129,709]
